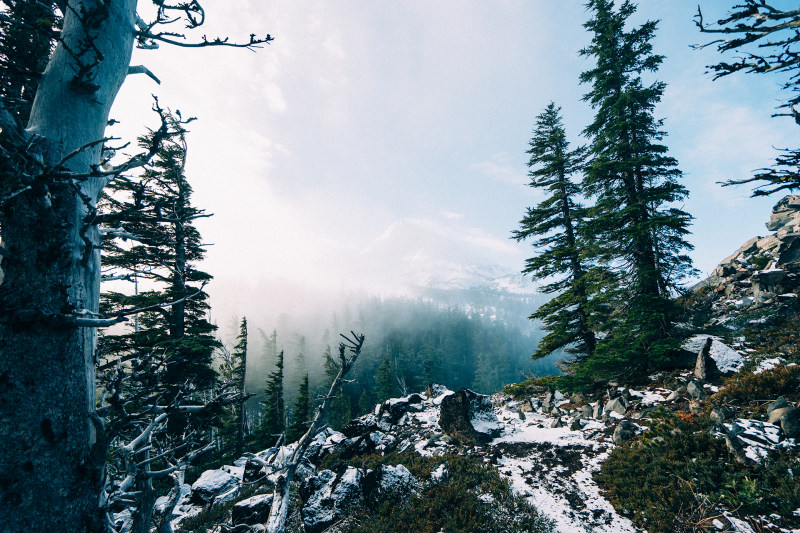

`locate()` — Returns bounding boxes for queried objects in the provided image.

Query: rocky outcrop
[698,195,800,308]
[439,388,503,444]
[190,468,240,505]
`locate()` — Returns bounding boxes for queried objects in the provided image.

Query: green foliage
[322,345,351,431]
[513,102,599,360]
[376,356,396,402]
[255,349,285,448]
[714,364,800,404]
[288,373,310,442]
[320,453,554,533]
[596,412,800,532]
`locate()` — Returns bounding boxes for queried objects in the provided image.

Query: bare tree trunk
[265,333,364,533]
[0,2,137,531]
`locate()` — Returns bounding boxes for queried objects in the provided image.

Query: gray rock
[710,406,735,424]
[592,402,604,419]
[694,336,719,381]
[569,417,585,431]
[604,397,628,416]
[542,390,554,412]
[301,467,364,533]
[439,388,502,445]
[551,417,565,428]
[686,381,706,400]
[190,469,240,505]
[768,396,790,416]
[571,392,587,405]
[613,420,638,444]
[666,386,686,402]
[771,406,800,438]
[768,406,792,425]
[578,405,593,419]
[232,494,273,526]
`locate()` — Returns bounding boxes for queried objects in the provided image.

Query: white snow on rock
[683,335,745,373]
[190,469,240,504]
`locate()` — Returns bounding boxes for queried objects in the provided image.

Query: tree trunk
[0,2,137,531]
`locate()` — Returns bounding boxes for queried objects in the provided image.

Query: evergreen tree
[376,356,396,402]
[232,317,249,456]
[288,373,310,442]
[578,0,694,378]
[513,102,599,360]
[323,345,351,430]
[257,349,285,447]
[99,116,219,394]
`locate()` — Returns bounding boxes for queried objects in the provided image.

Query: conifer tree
[323,345,351,430]
[99,117,219,394]
[579,0,694,378]
[232,317,249,456]
[258,349,285,447]
[376,356,396,402]
[288,373,310,442]
[514,102,598,360]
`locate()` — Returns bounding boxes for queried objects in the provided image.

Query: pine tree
[98,116,219,394]
[376,356,396,402]
[513,102,599,360]
[232,317,249,456]
[258,349,285,447]
[579,0,694,378]
[288,373,310,442]
[323,345,351,430]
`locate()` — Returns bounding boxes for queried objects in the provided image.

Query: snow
[682,335,745,373]
[754,357,785,374]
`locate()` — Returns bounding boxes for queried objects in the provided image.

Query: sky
[109,1,798,324]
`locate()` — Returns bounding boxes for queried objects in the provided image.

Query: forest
[1,1,799,532]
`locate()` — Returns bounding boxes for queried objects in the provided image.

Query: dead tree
[265,332,365,533]
[0,3,270,531]
[696,2,800,195]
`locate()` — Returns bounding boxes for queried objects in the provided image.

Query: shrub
[715,364,800,404]
[596,413,800,532]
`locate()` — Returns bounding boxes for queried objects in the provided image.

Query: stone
[551,417,564,428]
[592,402,604,419]
[686,381,706,400]
[542,390,554,412]
[377,464,416,495]
[613,420,638,444]
[190,469,240,505]
[231,494,273,526]
[771,406,800,438]
[604,396,628,416]
[666,386,686,402]
[570,392,587,405]
[767,396,789,416]
[710,406,735,424]
[569,417,584,431]
[439,388,502,445]
[694,336,719,381]
[768,406,792,425]
[578,405,593,419]
[301,467,364,533]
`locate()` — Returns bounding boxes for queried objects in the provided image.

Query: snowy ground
[491,406,641,533]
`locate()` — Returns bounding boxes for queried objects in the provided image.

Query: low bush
[715,364,800,404]
[596,412,800,532]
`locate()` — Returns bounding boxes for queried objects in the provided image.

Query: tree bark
[0,2,137,531]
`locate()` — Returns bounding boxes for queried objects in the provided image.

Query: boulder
[578,405,593,419]
[604,396,628,416]
[592,402,604,419]
[710,406,735,424]
[686,381,706,400]
[301,467,364,533]
[767,396,790,416]
[682,336,744,374]
[377,464,416,495]
[769,406,800,438]
[190,469,240,505]
[231,494,273,526]
[694,336,719,381]
[439,388,502,444]
[613,420,638,444]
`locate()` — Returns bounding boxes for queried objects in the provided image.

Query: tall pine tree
[288,373,310,442]
[579,0,694,378]
[257,349,285,447]
[99,116,219,393]
[514,102,599,360]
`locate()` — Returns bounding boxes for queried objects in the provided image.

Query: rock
[686,381,706,400]
[592,402,604,419]
[542,390,554,412]
[578,405,593,419]
[694,336,719,381]
[301,467,364,533]
[770,406,800,438]
[569,417,585,431]
[604,396,628,416]
[231,494,273,526]
[570,392,587,405]
[430,464,448,484]
[767,396,790,416]
[710,406,735,424]
[682,336,744,374]
[439,388,502,445]
[190,469,240,505]
[666,386,686,401]
[613,420,638,444]
[552,417,565,428]
[377,464,416,495]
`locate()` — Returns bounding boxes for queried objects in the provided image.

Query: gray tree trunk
[0,2,137,531]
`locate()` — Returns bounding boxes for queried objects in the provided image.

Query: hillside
[138,196,800,533]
